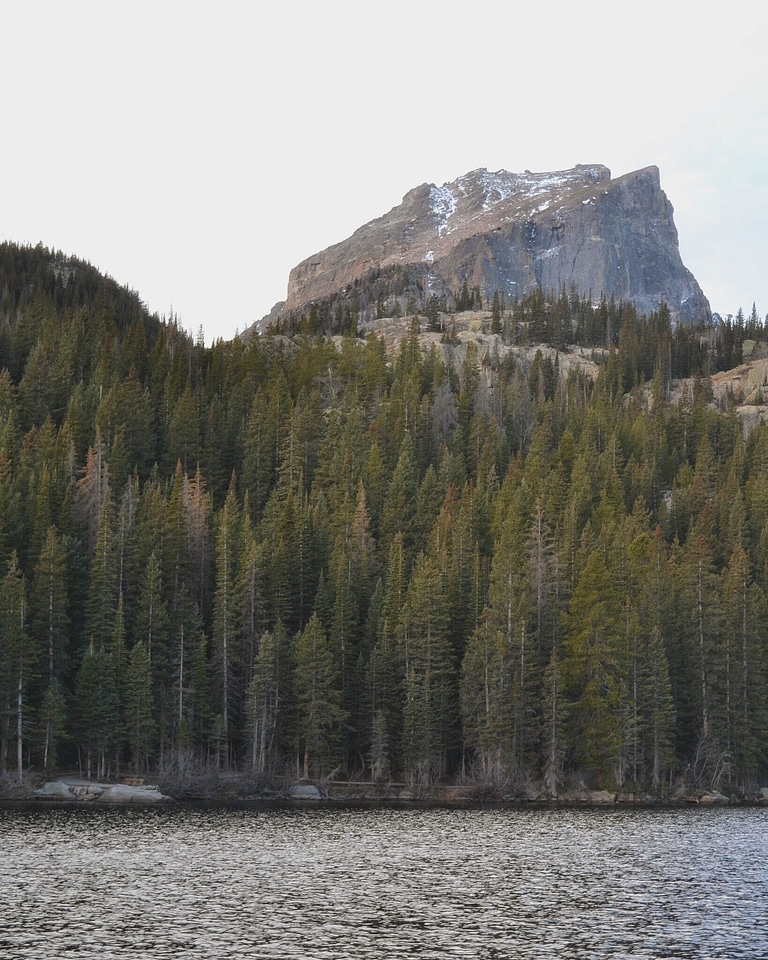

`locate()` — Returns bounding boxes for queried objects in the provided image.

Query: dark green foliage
[293,613,345,778]
[2,241,768,793]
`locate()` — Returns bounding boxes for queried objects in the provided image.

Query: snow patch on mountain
[430,185,457,236]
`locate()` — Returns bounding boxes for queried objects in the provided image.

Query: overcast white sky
[2,2,766,343]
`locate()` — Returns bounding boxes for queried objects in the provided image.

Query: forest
[1,241,768,798]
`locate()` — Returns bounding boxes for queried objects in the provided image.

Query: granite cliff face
[280,164,710,325]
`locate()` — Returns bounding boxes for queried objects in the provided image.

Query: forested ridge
[2,241,768,798]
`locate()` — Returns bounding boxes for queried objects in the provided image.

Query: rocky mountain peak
[275,164,709,327]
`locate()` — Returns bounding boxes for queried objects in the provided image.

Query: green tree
[125,640,155,775]
[135,550,171,754]
[720,544,768,788]
[31,525,69,687]
[400,551,454,786]
[211,481,240,762]
[293,613,345,779]
[624,526,675,790]
[673,535,727,786]
[461,621,513,785]
[246,622,290,776]
[541,646,567,796]
[74,642,119,780]
[96,372,155,478]
[0,554,38,779]
[563,548,627,786]
[491,291,502,335]
[464,486,536,782]
[380,432,419,562]
[85,496,118,652]
[73,429,110,557]
[166,386,201,474]
[241,366,292,521]
[38,678,66,774]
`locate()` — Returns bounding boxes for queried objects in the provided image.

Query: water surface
[1,804,765,958]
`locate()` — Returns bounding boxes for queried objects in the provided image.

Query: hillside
[1,242,767,802]
[358,306,768,434]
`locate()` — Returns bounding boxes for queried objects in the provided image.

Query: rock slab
[34,780,171,804]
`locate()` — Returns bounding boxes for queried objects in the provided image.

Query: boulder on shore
[699,791,729,805]
[588,790,616,805]
[288,782,322,801]
[33,780,171,804]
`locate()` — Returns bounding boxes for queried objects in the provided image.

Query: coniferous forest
[2,242,768,798]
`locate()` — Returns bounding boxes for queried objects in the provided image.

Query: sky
[2,2,766,344]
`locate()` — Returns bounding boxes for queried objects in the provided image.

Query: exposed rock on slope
[280,164,709,325]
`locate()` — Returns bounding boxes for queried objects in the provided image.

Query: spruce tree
[211,480,240,762]
[0,554,38,779]
[293,613,345,779]
[563,548,627,786]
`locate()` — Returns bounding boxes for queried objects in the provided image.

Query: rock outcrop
[278,164,709,326]
[33,779,172,804]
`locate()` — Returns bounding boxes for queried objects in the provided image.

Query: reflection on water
[1,804,766,958]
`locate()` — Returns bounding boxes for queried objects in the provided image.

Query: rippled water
[1,803,766,958]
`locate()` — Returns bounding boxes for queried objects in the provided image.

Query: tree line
[1,243,768,796]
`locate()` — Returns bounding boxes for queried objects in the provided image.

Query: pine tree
[0,554,38,779]
[73,428,109,557]
[466,486,537,782]
[563,548,627,786]
[31,525,69,687]
[673,535,727,786]
[125,640,155,776]
[211,480,240,763]
[720,544,768,788]
[163,463,191,617]
[85,496,117,652]
[491,291,502,335]
[293,613,345,779]
[236,511,267,698]
[246,622,290,777]
[461,621,513,785]
[241,365,292,520]
[38,678,66,775]
[541,646,567,796]
[625,527,675,790]
[135,550,171,756]
[400,551,454,786]
[74,641,119,781]
[380,432,419,562]
[167,386,201,475]
[185,465,213,622]
[363,534,407,778]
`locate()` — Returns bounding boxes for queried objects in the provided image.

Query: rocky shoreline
[4,775,767,808]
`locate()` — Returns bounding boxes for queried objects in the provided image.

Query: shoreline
[3,798,768,812]
[2,775,767,809]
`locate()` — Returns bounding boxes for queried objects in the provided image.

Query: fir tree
[293,613,345,779]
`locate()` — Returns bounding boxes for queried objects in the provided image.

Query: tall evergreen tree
[0,554,37,779]
[211,480,240,763]
[563,548,627,786]
[293,613,345,779]
[400,551,454,786]
[246,622,290,777]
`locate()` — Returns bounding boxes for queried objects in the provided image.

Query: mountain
[276,164,710,327]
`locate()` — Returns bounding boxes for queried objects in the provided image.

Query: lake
[1,803,766,958]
